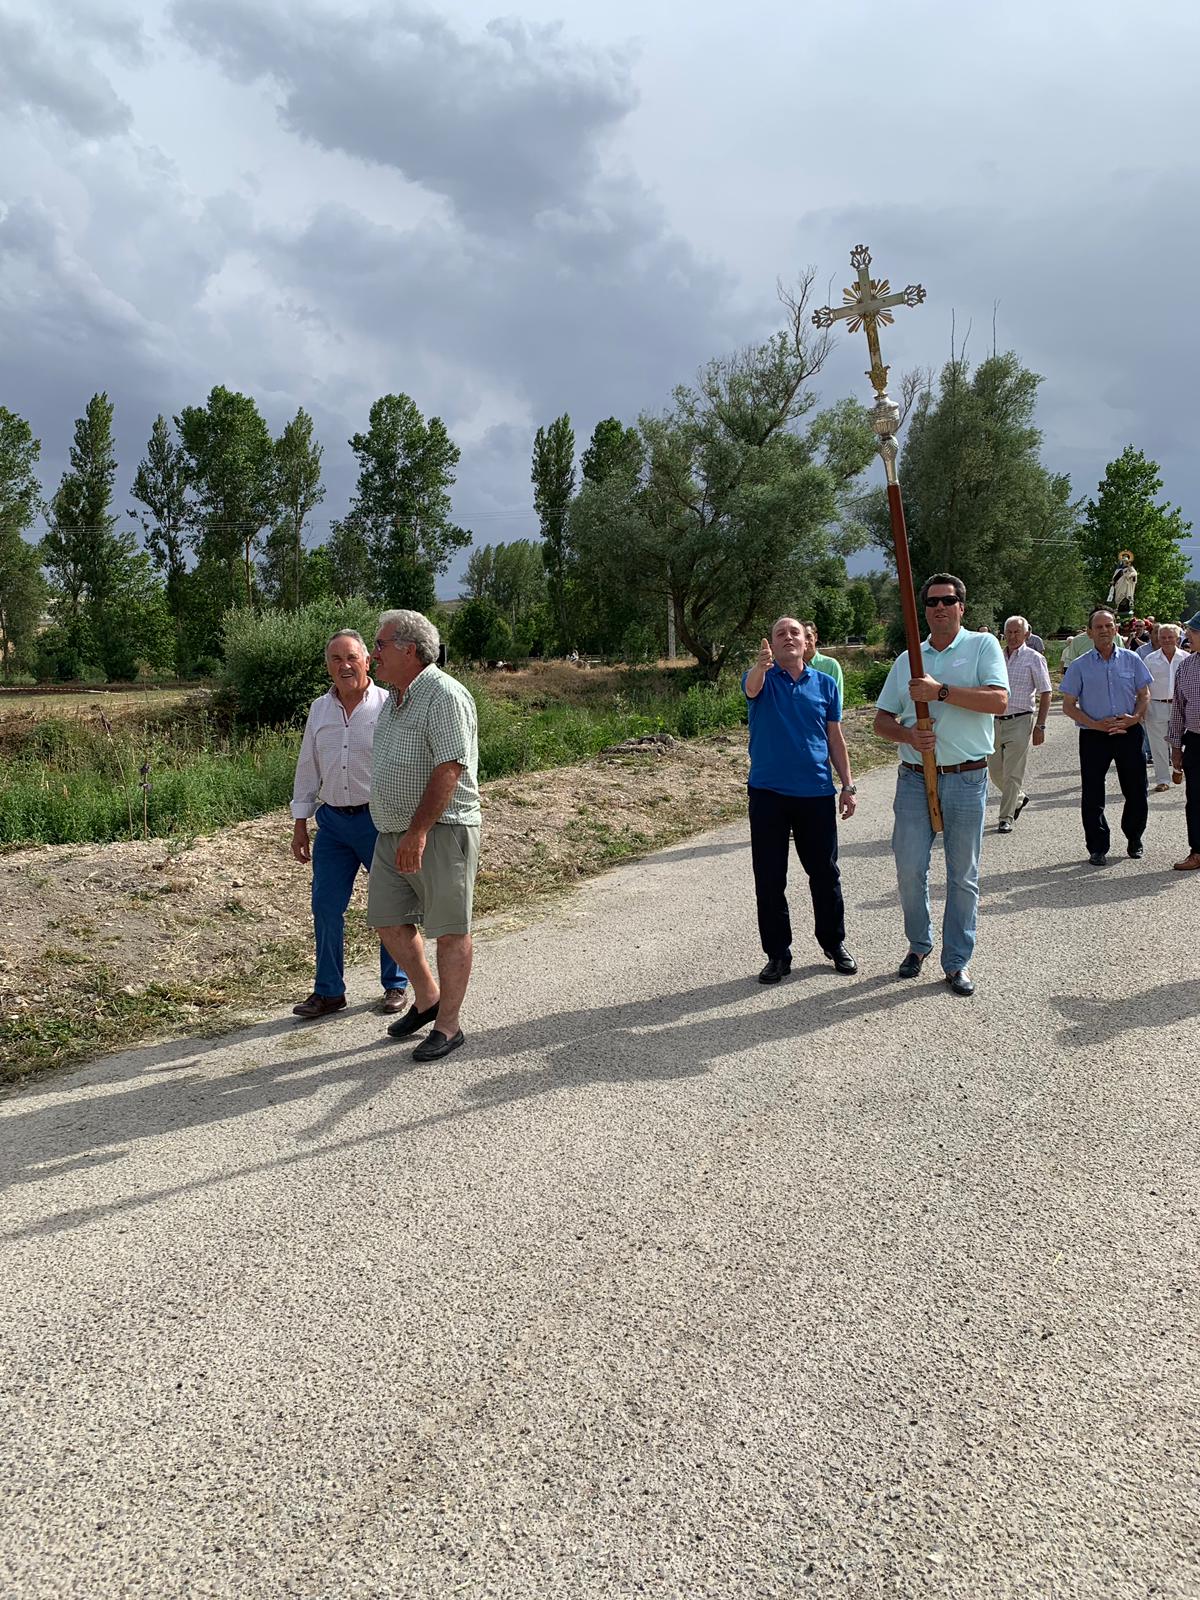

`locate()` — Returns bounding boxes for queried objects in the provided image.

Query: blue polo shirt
[1061,646,1152,720]
[743,661,841,798]
[877,628,1009,766]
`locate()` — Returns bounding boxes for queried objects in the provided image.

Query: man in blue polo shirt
[874,572,1009,997]
[743,616,859,984]
[1060,605,1153,865]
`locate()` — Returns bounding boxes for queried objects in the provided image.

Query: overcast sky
[3,0,1197,591]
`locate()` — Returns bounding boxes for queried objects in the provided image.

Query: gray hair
[325,629,368,657]
[1003,616,1029,634]
[378,608,440,666]
[1159,623,1181,642]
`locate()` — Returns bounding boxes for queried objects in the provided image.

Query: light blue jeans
[891,763,988,975]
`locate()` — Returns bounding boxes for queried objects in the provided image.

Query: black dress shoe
[1014,793,1030,820]
[897,950,928,979]
[1127,841,1144,859]
[292,992,347,1019]
[823,943,858,975]
[387,1000,440,1038]
[758,956,791,984]
[945,969,975,997]
[413,1028,464,1062]
[1088,851,1108,866]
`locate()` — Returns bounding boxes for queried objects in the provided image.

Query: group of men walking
[289,610,481,1061]
[284,586,1200,1048]
[743,577,1200,1000]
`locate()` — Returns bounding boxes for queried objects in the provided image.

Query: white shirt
[1001,642,1052,716]
[290,684,390,818]
[1144,647,1183,702]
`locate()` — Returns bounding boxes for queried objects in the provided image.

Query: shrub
[220,598,379,726]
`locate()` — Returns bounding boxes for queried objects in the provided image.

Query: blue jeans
[891,764,988,975]
[312,805,406,998]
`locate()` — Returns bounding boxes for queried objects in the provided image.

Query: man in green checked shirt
[368,609,481,1062]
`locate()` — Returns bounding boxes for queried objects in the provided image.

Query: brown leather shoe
[292,992,347,1019]
[376,988,409,1014]
[1173,853,1200,871]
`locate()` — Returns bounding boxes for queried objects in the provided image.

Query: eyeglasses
[925,595,961,608]
[373,634,409,650]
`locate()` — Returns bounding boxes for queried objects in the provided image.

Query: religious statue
[1106,551,1138,615]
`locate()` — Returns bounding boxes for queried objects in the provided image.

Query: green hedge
[220,599,380,727]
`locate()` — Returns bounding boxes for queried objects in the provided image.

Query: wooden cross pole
[813,245,942,832]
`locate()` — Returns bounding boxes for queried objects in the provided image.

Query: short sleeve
[826,676,842,722]
[1131,656,1154,688]
[426,689,474,767]
[875,652,910,716]
[1061,660,1082,698]
[1032,652,1052,692]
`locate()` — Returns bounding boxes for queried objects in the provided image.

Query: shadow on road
[0,967,938,1242]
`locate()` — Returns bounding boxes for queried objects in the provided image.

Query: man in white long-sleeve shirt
[1144,623,1184,790]
[289,630,407,1019]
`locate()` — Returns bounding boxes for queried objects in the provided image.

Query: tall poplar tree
[176,386,278,609]
[334,394,470,608]
[130,414,190,621]
[532,414,575,647]
[265,408,325,609]
[0,407,46,677]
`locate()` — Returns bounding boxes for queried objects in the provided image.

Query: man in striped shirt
[1168,612,1200,871]
[989,616,1052,834]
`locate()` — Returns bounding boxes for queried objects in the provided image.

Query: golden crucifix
[813,243,926,402]
[813,246,941,830]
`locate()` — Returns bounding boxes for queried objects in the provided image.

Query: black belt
[322,802,371,815]
[997,711,1031,720]
[901,758,987,776]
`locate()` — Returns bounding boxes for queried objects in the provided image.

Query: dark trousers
[748,785,845,959]
[1184,732,1200,852]
[1078,727,1148,855]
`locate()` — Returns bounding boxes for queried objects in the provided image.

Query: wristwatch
[841,785,857,795]
[937,684,950,702]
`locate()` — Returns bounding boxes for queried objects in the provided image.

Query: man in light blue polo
[874,573,1009,997]
[1060,606,1153,865]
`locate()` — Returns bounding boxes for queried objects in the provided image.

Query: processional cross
[814,245,942,831]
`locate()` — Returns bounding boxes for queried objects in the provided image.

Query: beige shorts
[368,824,480,938]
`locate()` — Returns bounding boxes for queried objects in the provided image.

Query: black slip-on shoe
[945,969,975,997]
[1013,794,1030,820]
[757,957,792,984]
[387,1001,440,1038]
[1127,841,1144,859]
[412,1028,464,1062]
[823,943,859,975]
[897,950,928,980]
[1088,851,1108,866]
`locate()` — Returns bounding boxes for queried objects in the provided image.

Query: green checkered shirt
[369,665,481,833]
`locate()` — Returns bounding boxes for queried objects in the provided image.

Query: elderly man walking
[1060,607,1153,866]
[873,573,1009,997]
[989,616,1052,834]
[744,618,859,983]
[1144,623,1183,791]
[368,609,481,1060]
[290,630,407,1019]
[1169,612,1200,871]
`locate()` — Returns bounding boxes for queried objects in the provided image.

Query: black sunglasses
[925,595,961,607]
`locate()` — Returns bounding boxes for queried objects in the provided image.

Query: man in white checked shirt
[1144,623,1183,791]
[988,616,1052,834]
[289,631,408,1019]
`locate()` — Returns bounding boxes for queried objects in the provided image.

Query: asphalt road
[2,709,1197,1600]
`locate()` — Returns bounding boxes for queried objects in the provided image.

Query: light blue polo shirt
[1060,646,1152,720]
[877,628,1008,766]
[743,661,841,798]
